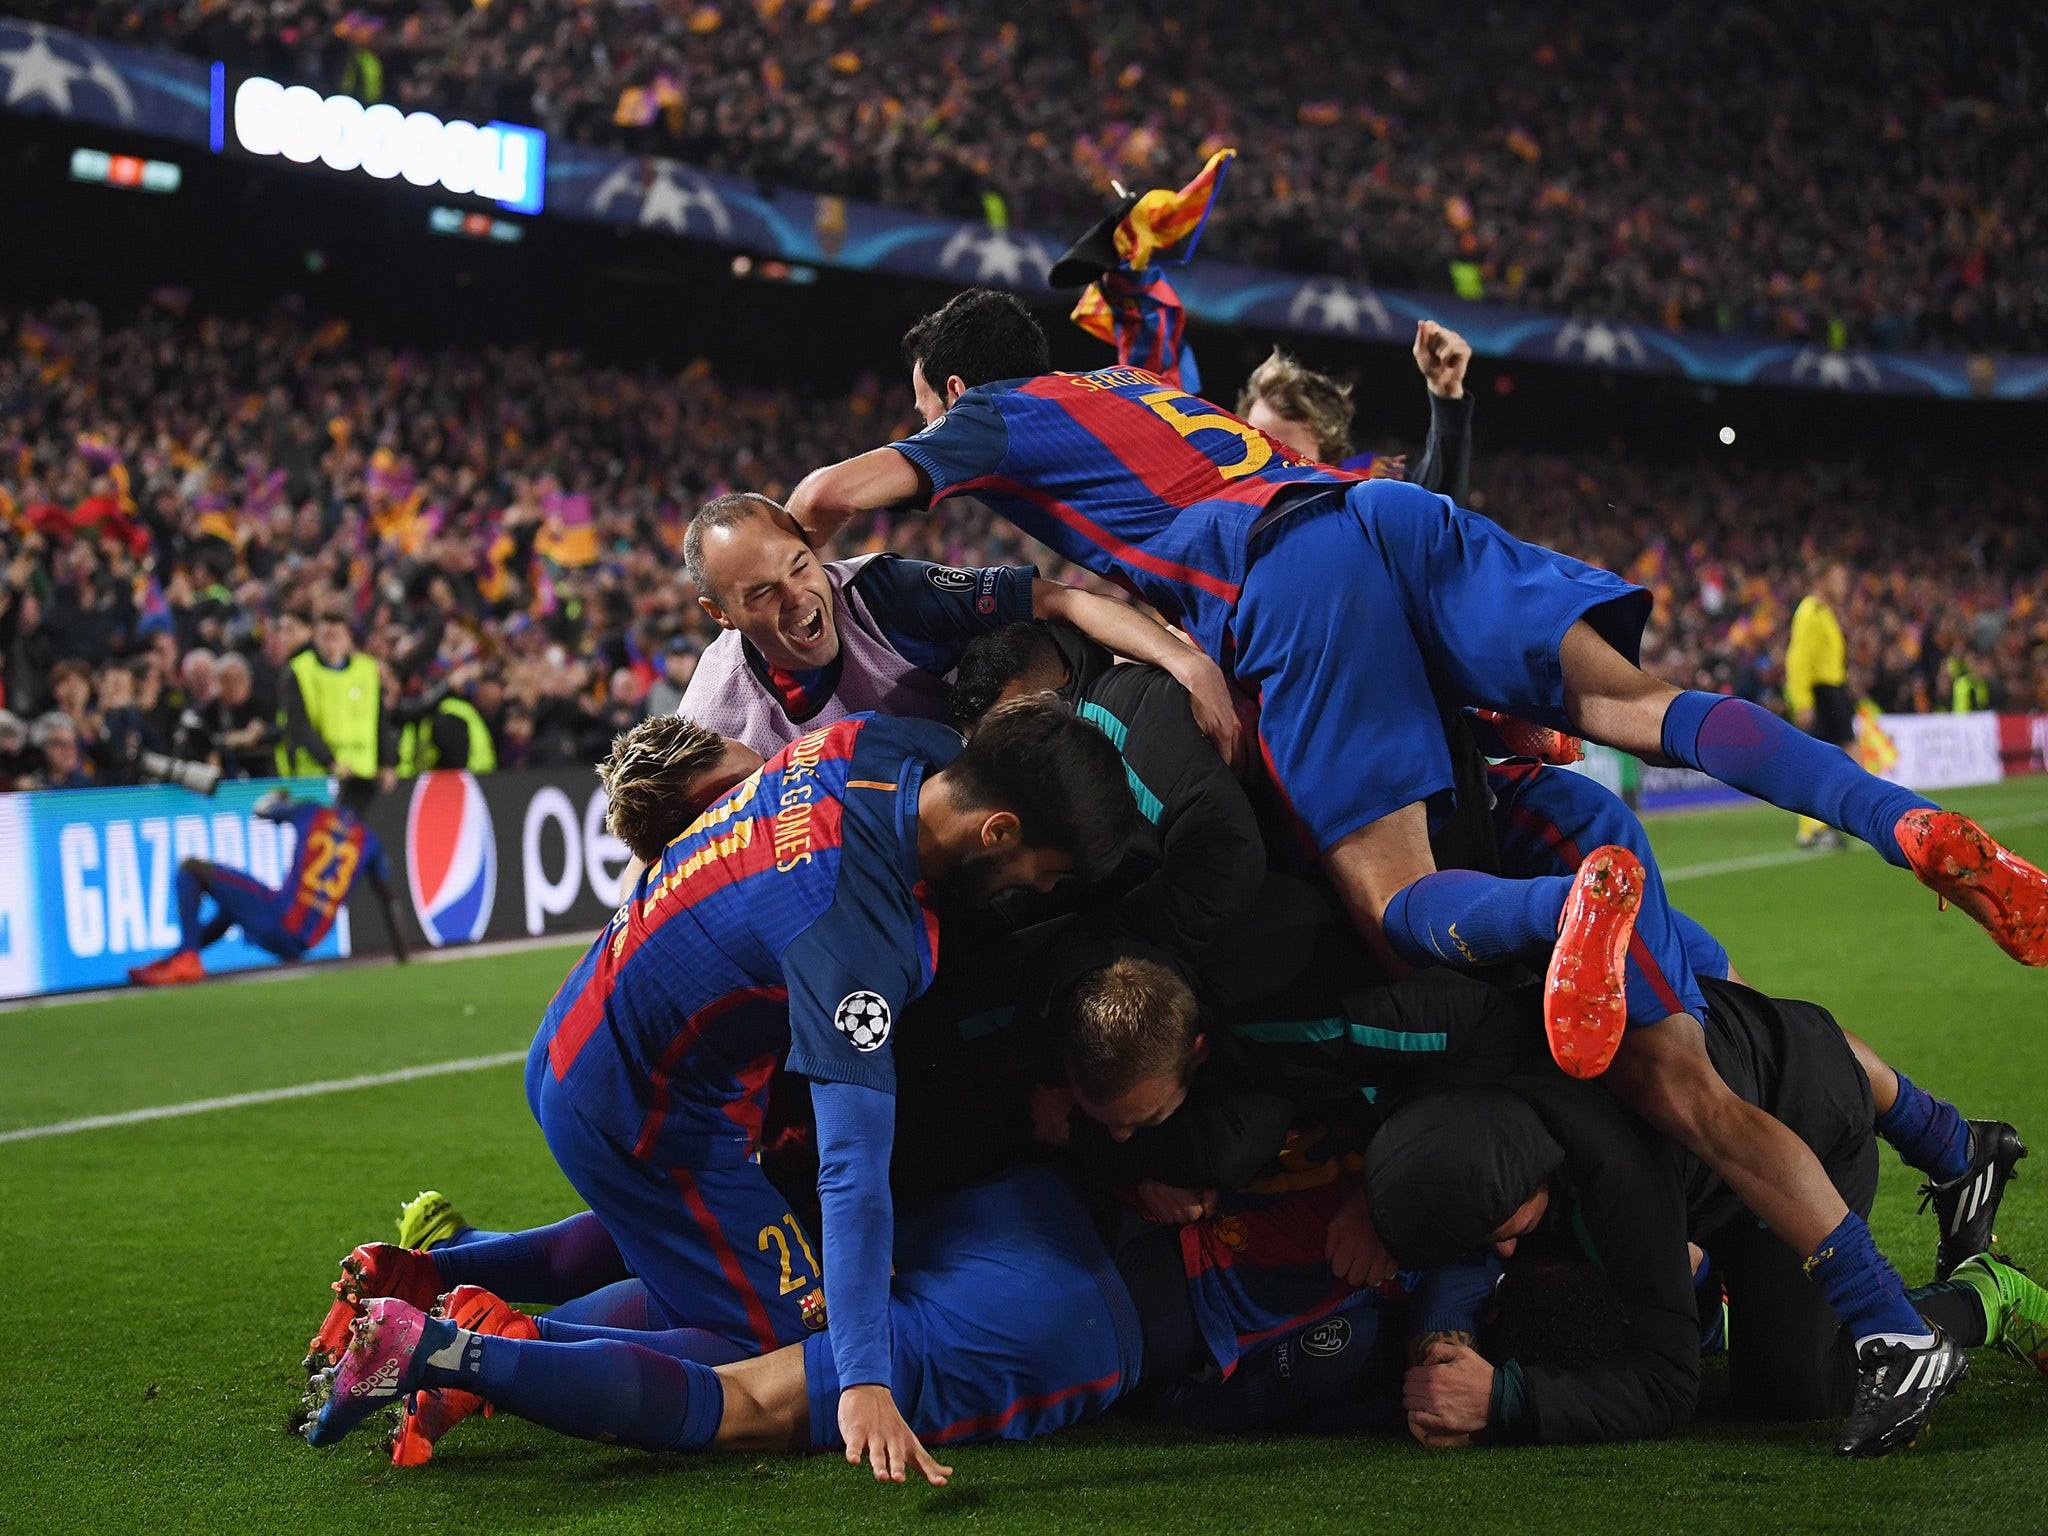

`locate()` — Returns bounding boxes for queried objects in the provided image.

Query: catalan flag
[1114,147,1235,272]
[1068,284,1116,347]
[1853,700,1900,776]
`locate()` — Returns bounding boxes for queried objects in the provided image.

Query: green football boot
[1952,1253,2048,1377]
[395,1190,467,1251]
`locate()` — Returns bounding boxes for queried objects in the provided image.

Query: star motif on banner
[0,25,134,119]
[1,25,83,112]
[1553,320,1647,365]
[1789,348,1881,390]
[1286,280,1393,336]
[938,226,1051,286]
[592,159,731,235]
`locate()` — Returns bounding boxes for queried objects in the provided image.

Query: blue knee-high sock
[429,1212,631,1305]
[1807,1212,1933,1348]
[1383,870,1575,971]
[541,1278,658,1330]
[1873,1072,1972,1184]
[1660,693,1934,867]
[175,866,208,951]
[420,1328,724,1451]
[536,1313,749,1366]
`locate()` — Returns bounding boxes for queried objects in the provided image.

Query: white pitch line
[1663,809,2048,884]
[0,1050,527,1146]
[6,807,2044,1144]
[0,929,600,1015]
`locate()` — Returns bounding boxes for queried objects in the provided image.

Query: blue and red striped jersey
[535,714,958,1168]
[273,803,386,947]
[889,369,1357,662]
[1180,1177,1497,1377]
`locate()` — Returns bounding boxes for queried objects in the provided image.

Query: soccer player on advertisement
[126,776,409,984]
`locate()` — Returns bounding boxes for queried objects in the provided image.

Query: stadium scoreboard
[211,66,546,215]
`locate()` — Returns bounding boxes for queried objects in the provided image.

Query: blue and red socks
[427,1212,631,1306]
[420,1323,725,1452]
[1659,692,1935,867]
[1873,1072,1972,1184]
[535,1314,748,1366]
[1383,869,1574,972]
[1807,1212,1933,1348]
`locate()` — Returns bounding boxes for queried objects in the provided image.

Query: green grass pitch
[3,781,2045,1535]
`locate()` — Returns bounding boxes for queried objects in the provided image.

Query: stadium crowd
[31,0,2048,354]
[0,294,2041,790]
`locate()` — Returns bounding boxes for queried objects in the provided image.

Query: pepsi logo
[406,771,497,946]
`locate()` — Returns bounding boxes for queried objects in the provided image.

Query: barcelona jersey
[274,803,385,948]
[535,714,958,1168]
[889,369,1356,662]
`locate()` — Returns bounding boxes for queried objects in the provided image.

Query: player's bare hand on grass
[1413,320,1471,399]
[839,1384,952,1487]
[1135,1179,1214,1225]
[1325,1185,1396,1287]
[1404,1339,1493,1443]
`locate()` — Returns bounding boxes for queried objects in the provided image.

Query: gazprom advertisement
[0,778,345,999]
[0,767,630,1001]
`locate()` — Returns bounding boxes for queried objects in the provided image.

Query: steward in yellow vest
[397,695,499,775]
[275,614,388,781]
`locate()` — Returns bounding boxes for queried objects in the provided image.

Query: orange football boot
[389,1285,540,1467]
[1472,710,1585,766]
[1544,845,1645,1080]
[128,950,205,986]
[1896,809,2048,966]
[304,1243,445,1374]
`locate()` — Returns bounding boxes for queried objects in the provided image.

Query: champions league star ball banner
[0,778,344,1000]
[7,16,2048,401]
[537,147,2048,401]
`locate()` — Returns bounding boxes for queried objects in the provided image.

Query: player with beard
[308,700,1136,1486]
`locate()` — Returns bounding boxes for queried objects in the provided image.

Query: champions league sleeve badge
[833,990,893,1051]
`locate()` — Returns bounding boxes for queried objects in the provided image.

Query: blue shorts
[1235,480,1649,851]
[529,1043,819,1356]
[1487,761,1708,1025]
[803,1167,1141,1448]
[190,865,305,959]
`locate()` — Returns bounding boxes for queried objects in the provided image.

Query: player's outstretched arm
[1032,580,1242,767]
[366,871,411,963]
[811,1078,952,1486]
[787,448,928,549]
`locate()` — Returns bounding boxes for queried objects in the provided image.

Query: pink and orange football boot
[1896,809,2048,966]
[304,1244,445,1374]
[1543,845,1645,1080]
[389,1286,540,1467]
